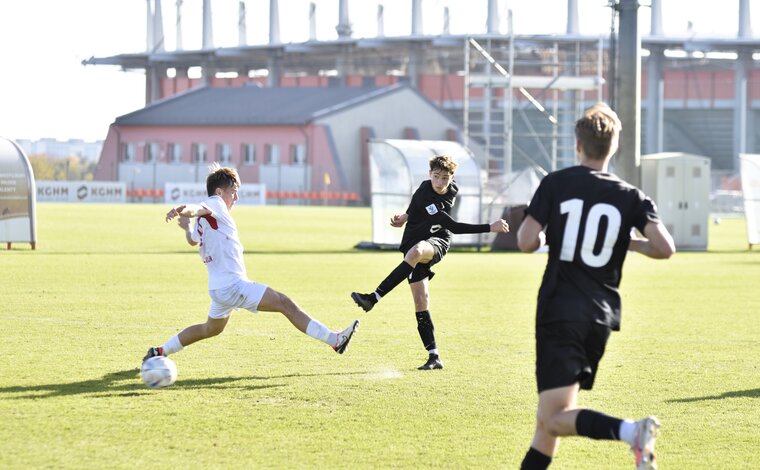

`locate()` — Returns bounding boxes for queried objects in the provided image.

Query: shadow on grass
[668,388,760,403]
[0,368,370,399]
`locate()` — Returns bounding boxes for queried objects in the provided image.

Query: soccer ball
[141,356,178,388]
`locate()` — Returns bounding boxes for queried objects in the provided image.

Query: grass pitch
[1,204,758,469]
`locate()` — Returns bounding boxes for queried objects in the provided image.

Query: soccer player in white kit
[144,163,359,363]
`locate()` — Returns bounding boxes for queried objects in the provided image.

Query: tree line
[28,154,97,181]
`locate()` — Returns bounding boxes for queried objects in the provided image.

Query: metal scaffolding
[464,33,605,181]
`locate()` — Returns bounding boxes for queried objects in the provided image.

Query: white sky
[0,0,754,142]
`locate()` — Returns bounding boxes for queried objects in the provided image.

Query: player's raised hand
[390,213,408,227]
[490,219,509,233]
[166,205,186,222]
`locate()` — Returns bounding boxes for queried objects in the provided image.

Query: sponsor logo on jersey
[425,204,438,215]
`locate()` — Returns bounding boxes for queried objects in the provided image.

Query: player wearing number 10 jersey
[516,103,675,470]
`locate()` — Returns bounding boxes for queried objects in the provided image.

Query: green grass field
[1,204,758,469]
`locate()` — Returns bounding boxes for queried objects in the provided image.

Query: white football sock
[619,419,637,445]
[162,335,184,355]
[306,320,337,346]
[428,348,439,356]
[373,291,382,301]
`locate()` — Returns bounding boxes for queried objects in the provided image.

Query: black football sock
[520,447,551,470]
[375,261,414,297]
[415,310,436,353]
[575,409,624,440]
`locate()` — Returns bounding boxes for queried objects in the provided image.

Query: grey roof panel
[114,85,403,126]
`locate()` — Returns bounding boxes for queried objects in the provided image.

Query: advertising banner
[0,137,36,248]
[164,183,266,206]
[36,181,127,203]
[739,154,760,247]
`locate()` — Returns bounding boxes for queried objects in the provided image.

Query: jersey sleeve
[633,192,661,233]
[526,175,553,226]
[200,195,224,215]
[434,210,490,234]
[405,184,424,215]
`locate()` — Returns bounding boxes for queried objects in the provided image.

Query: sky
[0,0,755,143]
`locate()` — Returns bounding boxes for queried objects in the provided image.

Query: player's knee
[261,287,288,312]
[271,291,299,316]
[279,292,296,310]
[544,417,564,437]
[536,410,562,437]
[405,245,424,264]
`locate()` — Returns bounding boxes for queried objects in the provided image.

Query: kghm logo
[39,186,69,196]
[77,185,88,200]
[91,187,122,196]
[171,187,181,200]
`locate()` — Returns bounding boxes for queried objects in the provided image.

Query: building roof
[114,83,408,126]
[85,34,760,73]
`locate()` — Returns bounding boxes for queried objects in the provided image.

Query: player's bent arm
[435,211,492,234]
[629,221,675,259]
[166,204,211,223]
[176,216,198,246]
[177,204,211,218]
[183,231,198,246]
[517,215,545,253]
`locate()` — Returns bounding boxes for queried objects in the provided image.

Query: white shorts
[208,279,268,319]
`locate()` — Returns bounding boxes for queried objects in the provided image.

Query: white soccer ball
[141,356,178,388]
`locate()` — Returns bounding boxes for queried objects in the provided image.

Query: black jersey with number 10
[526,166,661,331]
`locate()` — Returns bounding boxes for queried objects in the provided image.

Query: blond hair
[575,103,622,160]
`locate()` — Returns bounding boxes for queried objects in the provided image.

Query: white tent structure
[366,139,483,249]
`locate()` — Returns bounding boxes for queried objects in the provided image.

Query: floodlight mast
[616,0,642,187]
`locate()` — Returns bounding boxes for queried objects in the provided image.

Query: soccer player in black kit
[351,155,509,370]
[516,103,675,470]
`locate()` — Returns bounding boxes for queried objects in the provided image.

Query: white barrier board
[164,183,266,206]
[739,154,760,246]
[36,181,126,203]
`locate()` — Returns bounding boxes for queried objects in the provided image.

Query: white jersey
[191,195,248,290]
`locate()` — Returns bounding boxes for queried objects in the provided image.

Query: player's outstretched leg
[351,292,377,312]
[631,416,660,470]
[143,346,165,362]
[333,320,360,354]
[417,354,443,370]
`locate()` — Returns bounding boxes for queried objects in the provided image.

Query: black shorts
[535,321,611,393]
[408,238,447,284]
